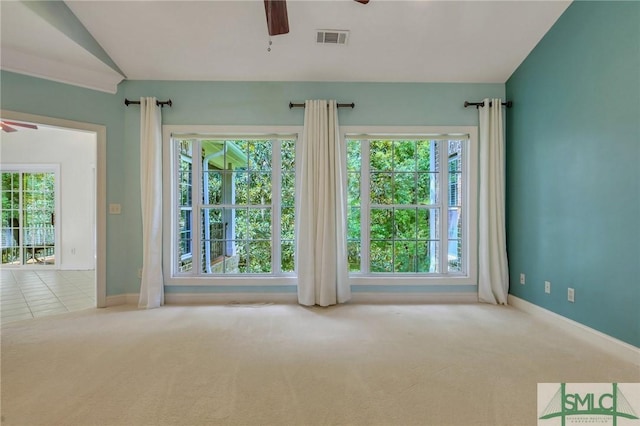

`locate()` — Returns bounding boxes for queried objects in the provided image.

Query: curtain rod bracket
[289,102,355,109]
[124,98,173,108]
[464,100,512,109]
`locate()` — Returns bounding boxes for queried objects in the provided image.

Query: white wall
[1,124,96,269]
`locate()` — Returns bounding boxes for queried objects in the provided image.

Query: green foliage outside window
[2,172,55,265]
[176,135,463,276]
[177,138,294,275]
[348,138,463,274]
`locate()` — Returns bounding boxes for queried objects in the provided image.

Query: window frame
[342,126,478,286]
[162,125,302,286]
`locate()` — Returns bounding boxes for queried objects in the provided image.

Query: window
[177,141,193,271]
[1,166,59,267]
[345,130,477,282]
[168,133,296,278]
[165,125,475,286]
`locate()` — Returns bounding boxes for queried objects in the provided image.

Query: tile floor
[0,269,95,324]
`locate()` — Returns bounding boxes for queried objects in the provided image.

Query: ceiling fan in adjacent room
[0,120,38,133]
[264,0,369,36]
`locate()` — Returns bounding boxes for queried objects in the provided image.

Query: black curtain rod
[124,98,173,108]
[464,100,512,109]
[289,102,355,109]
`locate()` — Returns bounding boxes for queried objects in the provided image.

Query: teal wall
[0,71,129,295]
[1,71,503,296]
[505,1,640,347]
[122,80,502,126]
[122,81,503,296]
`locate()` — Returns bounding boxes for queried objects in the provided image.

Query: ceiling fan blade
[0,123,18,133]
[264,0,289,36]
[2,120,38,130]
[354,0,370,4]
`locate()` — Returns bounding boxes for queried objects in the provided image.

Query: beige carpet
[1,303,638,425]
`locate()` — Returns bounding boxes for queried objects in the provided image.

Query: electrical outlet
[568,287,575,303]
[520,273,526,285]
[137,268,143,278]
[544,281,551,294]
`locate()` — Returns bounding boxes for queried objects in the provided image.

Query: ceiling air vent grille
[316,30,349,45]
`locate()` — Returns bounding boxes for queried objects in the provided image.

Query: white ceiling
[1,0,571,93]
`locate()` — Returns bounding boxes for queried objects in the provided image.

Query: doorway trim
[1,109,107,308]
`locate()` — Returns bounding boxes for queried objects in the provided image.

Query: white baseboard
[168,292,478,305]
[508,295,640,366]
[105,293,139,307]
[165,292,298,305]
[106,291,478,306]
[351,292,478,304]
[59,265,94,271]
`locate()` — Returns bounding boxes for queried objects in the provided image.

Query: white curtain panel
[478,98,509,304]
[295,100,350,306]
[138,97,164,309]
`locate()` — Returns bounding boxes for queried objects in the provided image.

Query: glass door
[1,168,58,267]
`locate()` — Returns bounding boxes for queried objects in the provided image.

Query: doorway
[0,110,107,321]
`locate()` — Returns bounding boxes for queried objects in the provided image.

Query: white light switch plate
[109,203,121,214]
